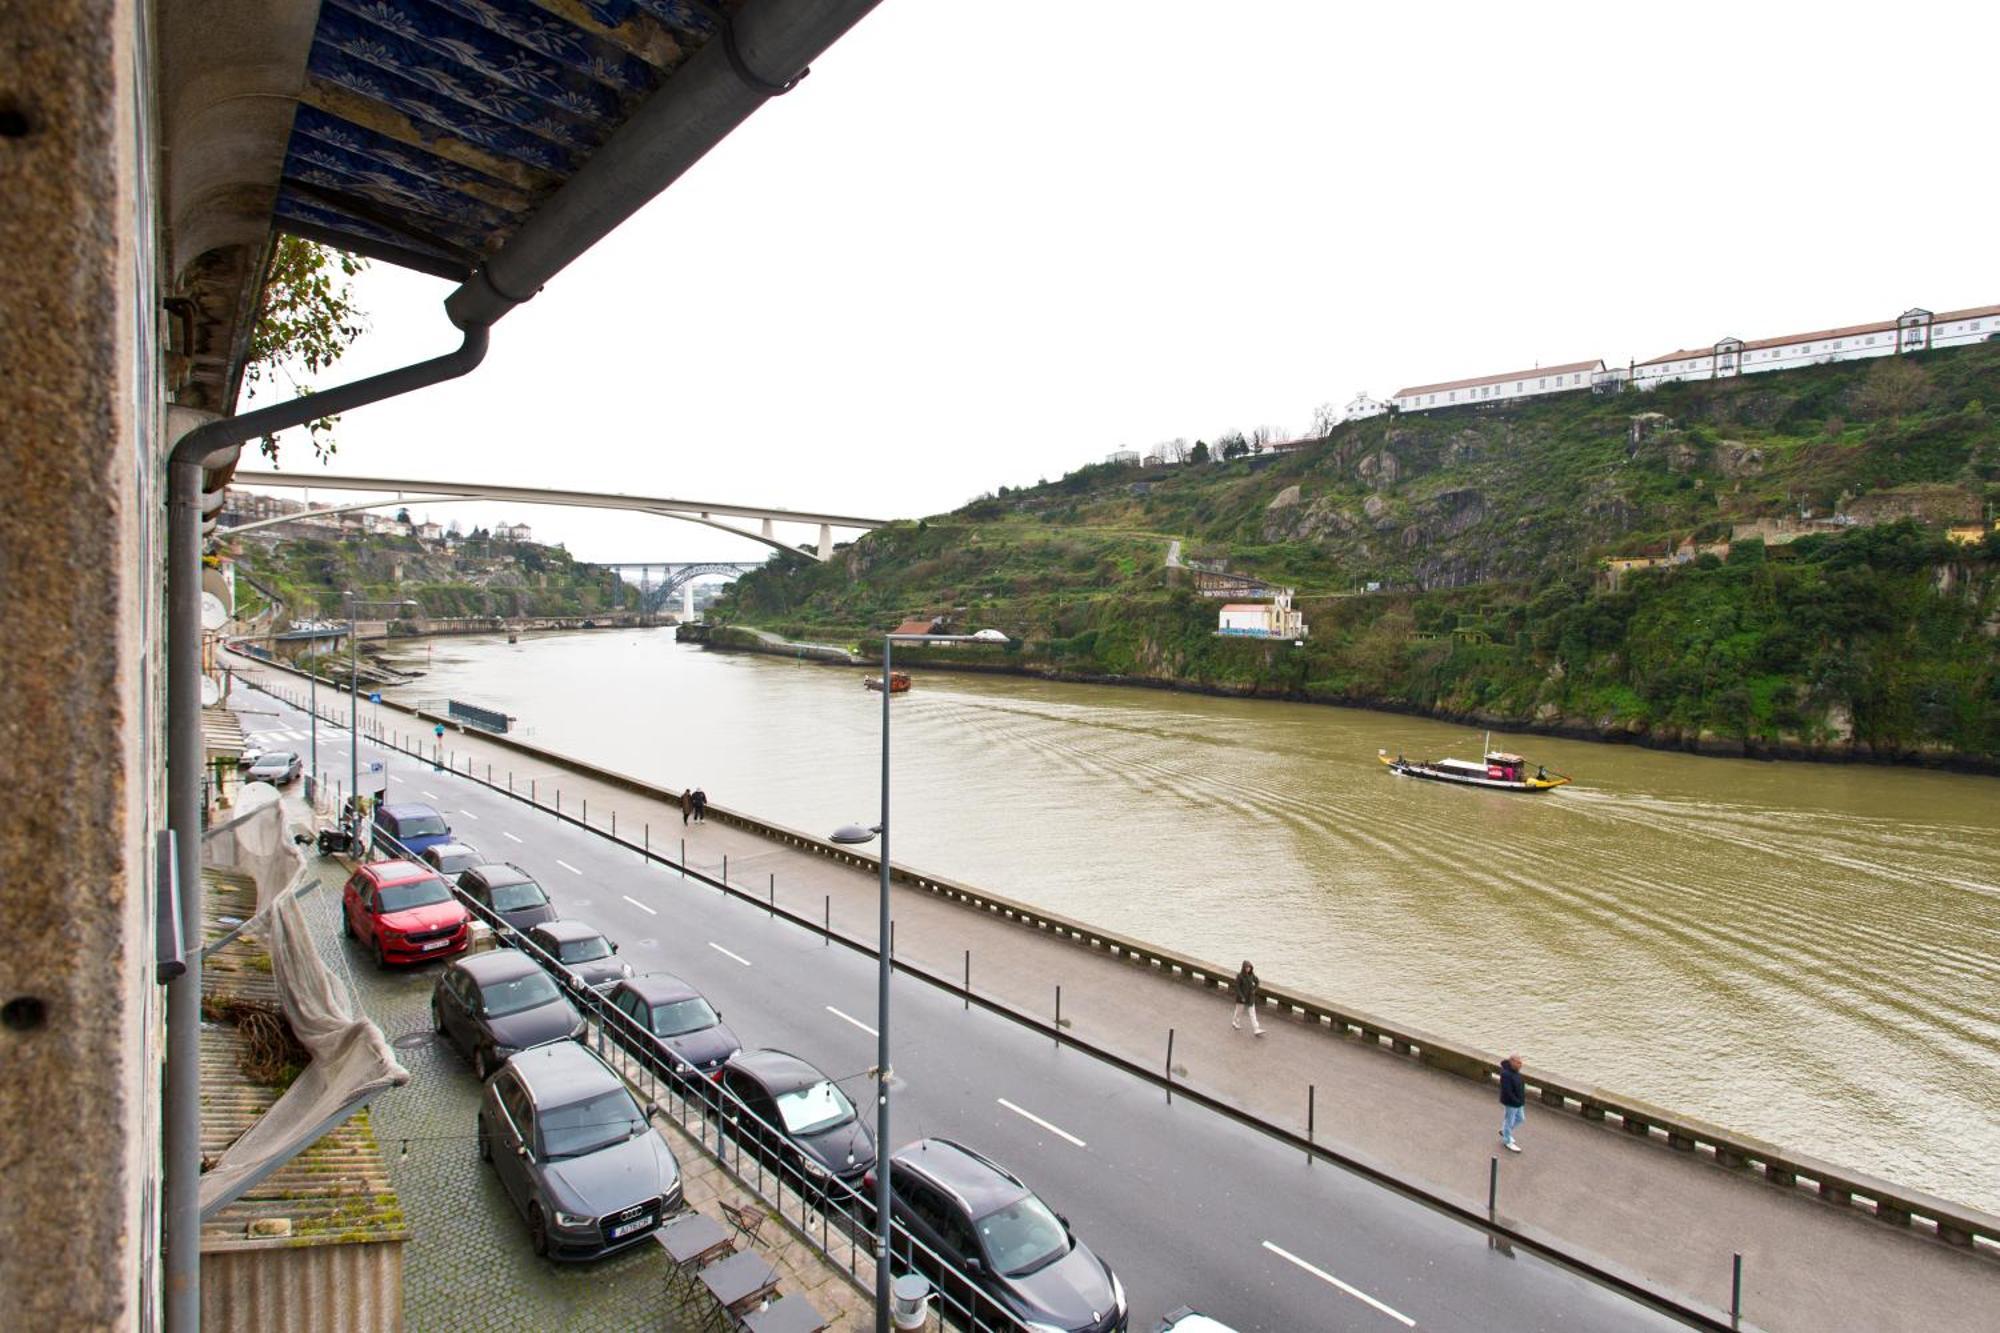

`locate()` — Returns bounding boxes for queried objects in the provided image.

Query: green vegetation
[716,345,2000,764]
[231,525,640,624]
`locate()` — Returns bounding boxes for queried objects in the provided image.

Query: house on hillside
[495,521,533,542]
[1105,449,1141,466]
[1391,359,1606,414]
[892,616,947,637]
[1633,303,2000,389]
[414,521,445,543]
[1216,589,1307,640]
[1344,391,1387,421]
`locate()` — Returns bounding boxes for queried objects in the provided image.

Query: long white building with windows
[1391,359,1608,413]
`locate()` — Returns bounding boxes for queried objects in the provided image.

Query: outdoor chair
[718,1198,769,1248]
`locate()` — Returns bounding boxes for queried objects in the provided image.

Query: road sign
[369,692,381,704]
[360,759,388,795]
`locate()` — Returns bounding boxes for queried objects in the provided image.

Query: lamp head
[828,823,880,845]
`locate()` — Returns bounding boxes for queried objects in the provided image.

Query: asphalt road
[242,693,1682,1332]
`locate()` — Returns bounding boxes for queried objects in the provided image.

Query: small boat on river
[1378,737,1570,792]
[864,671,912,694]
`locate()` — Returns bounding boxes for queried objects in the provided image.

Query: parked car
[604,974,740,1076]
[1155,1310,1238,1332]
[526,920,632,991]
[373,802,454,858]
[432,950,585,1081]
[243,750,302,785]
[422,840,485,878]
[340,859,470,967]
[457,862,559,932]
[888,1138,1127,1333]
[477,1041,683,1260]
[720,1049,872,1187]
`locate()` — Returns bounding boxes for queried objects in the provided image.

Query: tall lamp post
[830,630,990,1333]
[344,590,359,807]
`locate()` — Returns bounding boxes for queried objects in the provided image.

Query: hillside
[228,525,640,625]
[715,344,2000,766]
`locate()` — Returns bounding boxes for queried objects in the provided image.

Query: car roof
[891,1138,1029,1216]
[380,802,442,819]
[248,750,297,762]
[619,972,700,1005]
[464,862,534,886]
[359,858,441,885]
[426,840,480,858]
[456,949,545,985]
[506,1040,623,1105]
[726,1049,825,1096]
[531,920,604,944]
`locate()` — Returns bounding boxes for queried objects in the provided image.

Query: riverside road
[230,656,1998,1332]
[240,686,1674,1332]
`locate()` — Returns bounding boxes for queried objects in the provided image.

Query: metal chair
[717,1198,769,1248]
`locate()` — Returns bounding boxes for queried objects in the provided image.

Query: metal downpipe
[163,324,487,1331]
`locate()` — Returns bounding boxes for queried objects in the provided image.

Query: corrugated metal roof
[277,0,726,272]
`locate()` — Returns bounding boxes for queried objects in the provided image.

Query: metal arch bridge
[600,560,765,613]
[225,471,889,560]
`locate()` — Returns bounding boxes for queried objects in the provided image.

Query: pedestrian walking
[1230,961,1264,1037]
[1498,1053,1526,1152]
[680,788,693,826]
[692,787,708,824]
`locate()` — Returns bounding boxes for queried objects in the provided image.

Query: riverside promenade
[229,653,1998,1332]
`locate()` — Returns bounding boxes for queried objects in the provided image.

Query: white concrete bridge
[227,472,889,560]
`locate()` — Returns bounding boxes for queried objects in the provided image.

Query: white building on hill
[1392,359,1605,414]
[1217,589,1308,640]
[1344,391,1388,421]
[1634,304,2000,388]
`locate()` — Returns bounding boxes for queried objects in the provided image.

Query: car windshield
[252,752,295,768]
[492,881,549,912]
[775,1080,854,1136]
[398,814,450,838]
[435,851,479,873]
[975,1194,1070,1278]
[650,997,718,1038]
[479,970,562,1018]
[559,936,611,964]
[539,1087,646,1159]
[377,877,452,913]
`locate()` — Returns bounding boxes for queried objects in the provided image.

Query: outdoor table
[655,1211,733,1269]
[698,1249,780,1318]
[741,1295,829,1333]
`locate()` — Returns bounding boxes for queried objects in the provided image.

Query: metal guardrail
[363,825,1030,1332]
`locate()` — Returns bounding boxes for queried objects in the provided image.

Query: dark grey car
[604,973,740,1075]
[889,1138,1127,1332]
[432,950,584,1082]
[526,920,632,991]
[720,1049,873,1187]
[457,862,558,932]
[422,840,485,878]
[477,1041,683,1260]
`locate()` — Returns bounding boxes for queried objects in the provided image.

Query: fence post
[1165,1028,1175,1104]
[531,778,537,807]
[556,790,561,818]
[1488,1156,1498,1218]
[964,950,970,1009]
[645,823,650,862]
[1054,986,1062,1048]
[680,838,685,878]
[722,854,727,887]
[768,873,774,918]
[583,797,588,826]
[611,810,616,839]
[1309,1085,1316,1165]
[486,763,491,785]
[823,894,829,943]
[509,772,514,794]
[1731,1253,1743,1329]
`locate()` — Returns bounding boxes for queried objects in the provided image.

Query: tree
[1309,401,1341,438]
[1190,440,1211,464]
[395,508,411,525]
[1156,438,1190,464]
[1854,355,1932,423]
[1219,432,1249,460]
[243,236,369,464]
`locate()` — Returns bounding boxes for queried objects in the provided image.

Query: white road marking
[421,790,440,800]
[458,809,480,821]
[621,895,657,916]
[708,942,752,967]
[557,859,582,875]
[997,1098,1086,1148]
[502,831,524,844]
[1261,1241,1414,1327]
[388,774,403,784]
[825,1006,877,1037]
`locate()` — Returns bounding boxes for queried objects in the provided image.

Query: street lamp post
[345,590,360,808]
[308,634,319,802]
[831,630,991,1333]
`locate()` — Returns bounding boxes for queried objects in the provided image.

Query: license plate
[608,1215,654,1239]
[420,939,449,951]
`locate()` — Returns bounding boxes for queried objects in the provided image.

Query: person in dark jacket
[1498,1053,1526,1152]
[1230,961,1264,1037]
[680,788,693,826]
[692,787,708,823]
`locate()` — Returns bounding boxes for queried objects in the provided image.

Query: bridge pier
[682,584,696,622]
[818,522,832,560]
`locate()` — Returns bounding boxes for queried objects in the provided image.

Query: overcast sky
[240,0,1998,563]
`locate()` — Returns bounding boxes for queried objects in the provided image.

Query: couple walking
[680,786,708,825]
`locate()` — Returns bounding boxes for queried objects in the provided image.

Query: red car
[341,859,471,967]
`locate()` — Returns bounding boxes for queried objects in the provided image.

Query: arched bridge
[226,472,888,560]
[601,560,765,614]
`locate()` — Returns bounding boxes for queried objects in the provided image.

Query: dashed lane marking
[825,1006,877,1038]
[459,810,480,821]
[997,1098,1086,1149]
[502,831,524,843]
[1261,1241,1414,1327]
[621,895,657,916]
[557,860,583,875]
[708,942,752,967]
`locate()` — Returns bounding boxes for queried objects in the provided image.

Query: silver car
[243,750,302,785]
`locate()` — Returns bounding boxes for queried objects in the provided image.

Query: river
[381,628,2000,1213]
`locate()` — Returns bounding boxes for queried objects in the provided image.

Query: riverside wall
[234,645,2000,1258]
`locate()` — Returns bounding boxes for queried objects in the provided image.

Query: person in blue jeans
[1498,1053,1526,1152]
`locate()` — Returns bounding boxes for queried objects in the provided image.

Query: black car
[526,920,632,991]
[888,1138,1127,1333]
[478,1041,683,1260]
[720,1049,873,1187]
[432,950,585,1081]
[604,973,740,1076]
[457,862,559,932]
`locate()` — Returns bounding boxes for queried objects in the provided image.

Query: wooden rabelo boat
[864,670,912,694]
[1378,737,1570,792]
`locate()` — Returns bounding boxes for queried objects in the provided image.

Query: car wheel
[476,1115,492,1164]
[341,909,354,940]
[473,1047,492,1082]
[528,1204,550,1258]
[431,1000,444,1034]
[373,939,388,970]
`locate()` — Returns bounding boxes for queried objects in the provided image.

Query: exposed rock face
[1716,441,1766,477]
[1357,450,1401,489]
[1362,494,1389,522]
[1266,484,1301,511]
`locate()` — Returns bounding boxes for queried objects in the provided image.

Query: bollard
[644,823,649,861]
[1165,1028,1176,1104]
[556,790,561,817]
[680,838,685,878]
[1309,1085,1316,1165]
[889,919,895,959]
[1488,1156,1498,1218]
[611,811,616,838]
[583,798,588,826]
[964,950,970,1009]
[722,854,727,887]
[509,772,514,794]
[532,778,537,807]
[486,763,491,785]
[823,895,830,943]
[768,873,774,918]
[1731,1253,1742,1328]
[1054,985,1062,1047]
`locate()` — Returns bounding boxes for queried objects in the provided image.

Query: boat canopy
[1487,752,1525,764]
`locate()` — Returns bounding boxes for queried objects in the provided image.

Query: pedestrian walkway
[233,659,1998,1332]
[280,816,868,1330]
